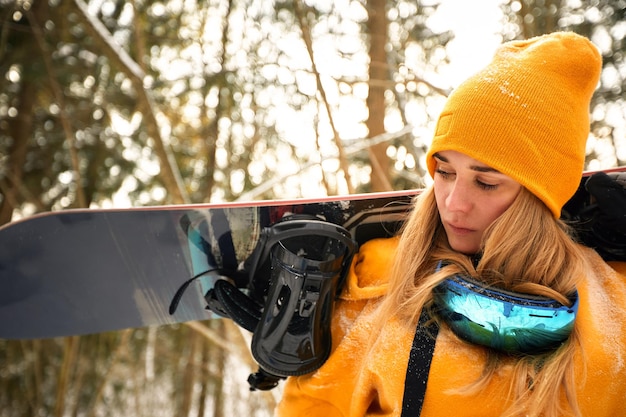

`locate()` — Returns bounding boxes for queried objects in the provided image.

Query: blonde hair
[377,186,586,417]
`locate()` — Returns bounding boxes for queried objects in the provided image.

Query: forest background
[1,0,625,416]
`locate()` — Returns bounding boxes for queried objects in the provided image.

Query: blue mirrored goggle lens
[433,275,578,354]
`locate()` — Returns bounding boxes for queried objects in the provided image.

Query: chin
[449,240,480,255]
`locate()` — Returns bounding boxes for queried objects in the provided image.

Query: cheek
[483,205,507,226]
[484,194,518,224]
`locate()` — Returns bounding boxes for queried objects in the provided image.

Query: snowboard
[0,190,415,340]
[0,167,622,341]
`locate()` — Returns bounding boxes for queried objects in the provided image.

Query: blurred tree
[364,0,449,191]
[376,0,453,190]
[366,0,393,191]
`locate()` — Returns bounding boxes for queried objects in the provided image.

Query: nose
[445,180,473,213]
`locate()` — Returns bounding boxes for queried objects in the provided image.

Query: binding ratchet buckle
[170,215,357,390]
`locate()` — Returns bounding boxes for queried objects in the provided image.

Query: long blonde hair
[377,186,586,417]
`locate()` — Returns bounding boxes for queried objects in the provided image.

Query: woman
[276,32,626,416]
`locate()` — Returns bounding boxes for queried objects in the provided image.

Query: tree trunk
[366,0,393,192]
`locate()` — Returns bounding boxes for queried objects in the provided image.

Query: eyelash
[435,169,498,191]
[476,181,498,191]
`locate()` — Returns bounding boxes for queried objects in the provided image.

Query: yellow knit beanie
[426,32,602,217]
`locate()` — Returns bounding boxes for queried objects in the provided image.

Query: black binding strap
[210,209,239,272]
[401,309,439,416]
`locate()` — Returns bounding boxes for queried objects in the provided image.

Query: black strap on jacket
[401,309,439,416]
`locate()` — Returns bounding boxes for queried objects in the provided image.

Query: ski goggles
[433,273,579,354]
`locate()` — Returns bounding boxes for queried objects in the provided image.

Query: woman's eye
[476,180,498,191]
[435,169,453,179]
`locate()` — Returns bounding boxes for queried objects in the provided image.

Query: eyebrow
[433,153,501,173]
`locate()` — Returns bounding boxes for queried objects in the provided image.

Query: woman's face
[433,150,522,254]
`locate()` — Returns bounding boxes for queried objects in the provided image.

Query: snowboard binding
[170,215,357,390]
[563,172,626,261]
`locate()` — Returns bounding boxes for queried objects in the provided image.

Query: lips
[446,222,474,235]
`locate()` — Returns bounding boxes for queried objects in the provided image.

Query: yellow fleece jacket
[275,238,626,417]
